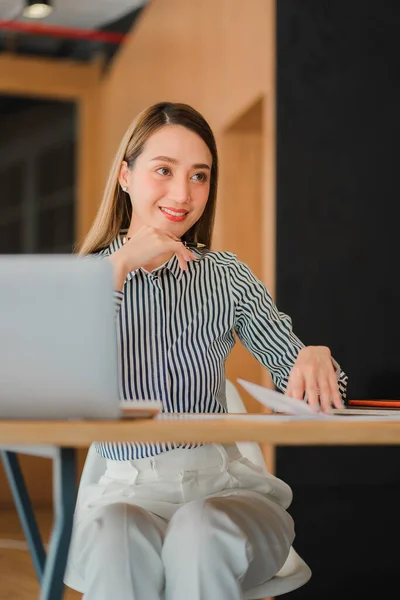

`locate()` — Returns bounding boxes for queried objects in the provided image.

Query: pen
[183,242,207,249]
[122,235,206,250]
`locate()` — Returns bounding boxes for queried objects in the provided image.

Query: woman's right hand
[108,226,196,290]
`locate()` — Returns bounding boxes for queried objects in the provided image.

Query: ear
[118,161,130,189]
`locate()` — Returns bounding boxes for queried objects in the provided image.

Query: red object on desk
[347,399,400,409]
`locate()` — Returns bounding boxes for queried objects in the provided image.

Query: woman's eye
[156,167,171,176]
[192,172,207,182]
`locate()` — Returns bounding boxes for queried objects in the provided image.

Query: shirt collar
[107,233,204,282]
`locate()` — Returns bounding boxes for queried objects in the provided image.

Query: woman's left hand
[285,346,344,413]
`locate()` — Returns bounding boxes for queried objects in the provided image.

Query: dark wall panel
[276,2,400,597]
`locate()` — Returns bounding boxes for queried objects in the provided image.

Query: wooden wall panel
[219,99,267,405]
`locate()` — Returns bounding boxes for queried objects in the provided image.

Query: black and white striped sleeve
[96,247,124,315]
[229,257,348,399]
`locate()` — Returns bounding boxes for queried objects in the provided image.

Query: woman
[66,102,348,600]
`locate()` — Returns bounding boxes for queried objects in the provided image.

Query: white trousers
[67,444,295,600]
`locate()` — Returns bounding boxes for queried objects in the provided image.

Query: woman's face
[119,125,212,238]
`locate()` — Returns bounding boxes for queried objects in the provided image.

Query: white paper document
[237,379,324,416]
[236,379,400,421]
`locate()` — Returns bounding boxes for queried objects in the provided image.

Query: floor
[0,506,81,599]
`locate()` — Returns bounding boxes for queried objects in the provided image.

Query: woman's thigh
[69,502,169,579]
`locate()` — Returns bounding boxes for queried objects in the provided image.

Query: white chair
[225,379,311,598]
[65,381,311,598]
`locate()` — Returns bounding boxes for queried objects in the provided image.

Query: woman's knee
[162,499,250,580]
[167,499,216,532]
[163,498,238,553]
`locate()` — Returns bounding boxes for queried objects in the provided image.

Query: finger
[286,370,306,401]
[176,243,197,262]
[328,370,344,409]
[176,252,188,270]
[318,378,333,413]
[179,245,196,259]
[174,244,195,270]
[178,240,198,258]
[304,372,320,412]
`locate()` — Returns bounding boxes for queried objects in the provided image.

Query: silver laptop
[0,255,123,420]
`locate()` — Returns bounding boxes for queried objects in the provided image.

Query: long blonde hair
[77,102,219,255]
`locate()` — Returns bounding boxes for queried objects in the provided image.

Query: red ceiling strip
[0,20,126,45]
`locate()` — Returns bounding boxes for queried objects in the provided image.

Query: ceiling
[0,0,149,63]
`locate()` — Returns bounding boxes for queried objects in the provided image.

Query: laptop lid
[0,255,121,420]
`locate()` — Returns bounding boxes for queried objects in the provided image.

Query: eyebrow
[150,156,211,170]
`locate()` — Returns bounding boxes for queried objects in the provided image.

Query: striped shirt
[95,233,348,460]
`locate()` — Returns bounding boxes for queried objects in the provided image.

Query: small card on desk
[120,400,163,419]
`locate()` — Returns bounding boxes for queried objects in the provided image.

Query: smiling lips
[160,207,189,222]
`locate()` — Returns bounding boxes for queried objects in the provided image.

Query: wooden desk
[2,415,400,600]
[2,414,400,446]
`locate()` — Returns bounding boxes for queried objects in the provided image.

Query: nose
[168,175,190,204]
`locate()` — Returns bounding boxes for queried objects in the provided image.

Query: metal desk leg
[40,447,77,600]
[1,447,77,600]
[1,450,46,580]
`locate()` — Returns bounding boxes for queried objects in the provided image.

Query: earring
[122,186,128,192]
